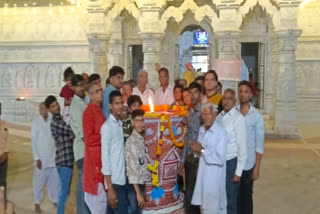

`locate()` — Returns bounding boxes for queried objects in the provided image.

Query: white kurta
[191,121,228,214]
[154,85,174,105]
[31,114,56,168]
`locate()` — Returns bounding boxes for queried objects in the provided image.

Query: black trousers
[238,167,254,214]
[184,156,201,214]
[0,159,8,201]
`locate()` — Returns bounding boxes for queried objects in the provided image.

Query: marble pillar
[274,30,301,138]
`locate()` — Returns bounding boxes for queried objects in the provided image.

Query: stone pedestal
[274,30,301,138]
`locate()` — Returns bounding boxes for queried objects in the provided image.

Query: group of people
[0,63,264,214]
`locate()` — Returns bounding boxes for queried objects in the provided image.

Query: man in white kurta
[31,102,59,213]
[191,102,228,214]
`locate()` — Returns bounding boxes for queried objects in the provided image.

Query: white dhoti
[84,182,107,214]
[33,167,59,204]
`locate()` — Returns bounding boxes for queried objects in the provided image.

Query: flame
[148,96,154,112]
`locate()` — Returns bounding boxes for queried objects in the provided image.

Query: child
[123,95,142,143]
[59,67,74,125]
[171,84,185,109]
[125,109,148,214]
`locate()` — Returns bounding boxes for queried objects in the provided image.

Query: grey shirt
[181,103,202,164]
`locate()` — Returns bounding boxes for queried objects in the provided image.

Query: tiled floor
[5,123,320,214]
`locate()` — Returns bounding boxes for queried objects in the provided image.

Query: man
[154,68,174,105]
[249,74,258,107]
[83,83,107,214]
[45,95,74,214]
[69,74,90,214]
[180,82,203,214]
[171,84,184,107]
[101,91,128,214]
[236,81,264,214]
[31,102,59,213]
[0,102,9,204]
[132,69,154,105]
[191,102,228,214]
[102,66,125,119]
[204,70,222,105]
[216,89,247,214]
[125,109,148,214]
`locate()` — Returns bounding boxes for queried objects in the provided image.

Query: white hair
[201,102,218,113]
[138,69,148,76]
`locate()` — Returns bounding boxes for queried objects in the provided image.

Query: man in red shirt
[82,82,107,214]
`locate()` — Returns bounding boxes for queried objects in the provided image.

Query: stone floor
[5,124,320,214]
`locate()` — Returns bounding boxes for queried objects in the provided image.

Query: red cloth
[82,103,106,195]
[59,84,74,98]
[249,80,257,95]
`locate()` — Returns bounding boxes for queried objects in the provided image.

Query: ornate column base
[274,101,300,138]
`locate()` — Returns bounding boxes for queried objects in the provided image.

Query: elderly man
[216,89,247,214]
[154,68,174,105]
[31,102,59,213]
[83,83,107,214]
[191,102,228,214]
[132,69,154,105]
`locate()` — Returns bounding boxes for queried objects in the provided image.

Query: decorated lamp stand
[142,101,187,214]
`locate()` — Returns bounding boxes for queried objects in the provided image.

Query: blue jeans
[57,166,73,214]
[127,184,145,214]
[76,158,90,214]
[107,184,129,214]
[226,158,240,214]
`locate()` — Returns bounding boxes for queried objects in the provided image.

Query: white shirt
[132,86,155,105]
[217,107,247,176]
[154,85,174,105]
[31,114,56,168]
[101,114,126,186]
[191,121,228,212]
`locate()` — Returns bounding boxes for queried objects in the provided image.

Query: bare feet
[35,204,42,213]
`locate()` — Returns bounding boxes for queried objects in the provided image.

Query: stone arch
[159,0,218,33]
[237,0,280,30]
[105,0,141,32]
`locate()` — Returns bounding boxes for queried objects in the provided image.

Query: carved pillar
[107,17,124,70]
[87,1,108,83]
[215,31,240,92]
[274,30,301,137]
[140,33,163,90]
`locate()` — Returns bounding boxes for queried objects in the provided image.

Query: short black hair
[127,95,142,107]
[109,66,125,78]
[174,84,184,92]
[44,95,57,108]
[63,67,74,81]
[131,109,145,119]
[182,88,190,93]
[88,73,101,84]
[204,70,218,81]
[238,80,252,92]
[123,81,133,90]
[71,74,84,86]
[189,82,202,93]
[159,68,169,76]
[217,81,222,87]
[109,90,123,104]
[128,79,137,88]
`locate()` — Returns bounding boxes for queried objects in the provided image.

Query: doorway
[127,45,144,82]
[241,42,265,109]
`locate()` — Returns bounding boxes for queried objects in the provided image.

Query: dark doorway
[241,42,264,109]
[131,45,144,82]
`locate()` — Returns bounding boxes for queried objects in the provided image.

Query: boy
[59,67,74,125]
[101,91,128,214]
[123,95,142,143]
[125,109,148,214]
